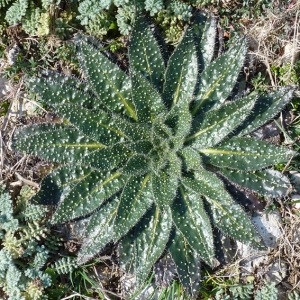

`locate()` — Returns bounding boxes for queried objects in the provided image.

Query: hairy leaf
[77,197,119,264]
[135,205,172,285]
[129,17,165,91]
[172,187,214,265]
[202,137,296,171]
[114,175,154,241]
[218,168,291,197]
[169,229,201,298]
[182,170,264,248]
[237,86,294,136]
[192,37,248,114]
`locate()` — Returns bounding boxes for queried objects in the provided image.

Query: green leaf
[163,28,198,108]
[131,70,165,123]
[125,140,153,155]
[13,123,104,164]
[76,38,137,120]
[201,137,296,171]
[179,147,202,171]
[192,12,217,71]
[114,175,154,241]
[192,37,248,114]
[122,154,150,175]
[188,93,257,149]
[80,143,130,171]
[151,171,178,210]
[77,197,119,264]
[32,165,94,205]
[29,76,96,110]
[218,168,291,197]
[129,17,165,92]
[119,232,136,274]
[166,102,192,150]
[135,205,172,286]
[236,86,295,136]
[51,103,124,146]
[52,171,126,223]
[172,186,214,265]
[168,229,201,298]
[182,170,264,248]
[166,152,182,178]
[113,117,151,141]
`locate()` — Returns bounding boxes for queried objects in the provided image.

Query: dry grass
[244,0,300,88]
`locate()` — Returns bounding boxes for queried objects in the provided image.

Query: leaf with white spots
[28,76,97,110]
[32,165,95,205]
[182,170,265,249]
[76,39,136,120]
[192,12,217,71]
[179,147,202,171]
[51,103,123,146]
[166,101,192,150]
[218,168,292,197]
[168,229,201,298]
[135,205,172,286]
[201,137,297,171]
[151,171,178,210]
[114,175,154,241]
[13,123,103,164]
[129,17,165,92]
[192,37,248,115]
[131,70,166,123]
[80,143,131,171]
[77,197,119,265]
[122,154,150,175]
[119,232,136,274]
[52,171,127,223]
[236,86,295,136]
[163,28,198,108]
[188,92,257,149]
[172,186,214,265]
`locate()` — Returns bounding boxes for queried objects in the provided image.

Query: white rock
[265,261,288,284]
[237,210,283,274]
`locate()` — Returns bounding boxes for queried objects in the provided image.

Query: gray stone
[237,210,283,274]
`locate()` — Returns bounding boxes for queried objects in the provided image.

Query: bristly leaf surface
[13,12,296,297]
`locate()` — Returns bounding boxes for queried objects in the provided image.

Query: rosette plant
[14,13,296,297]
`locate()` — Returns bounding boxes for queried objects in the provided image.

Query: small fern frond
[52,256,77,274]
